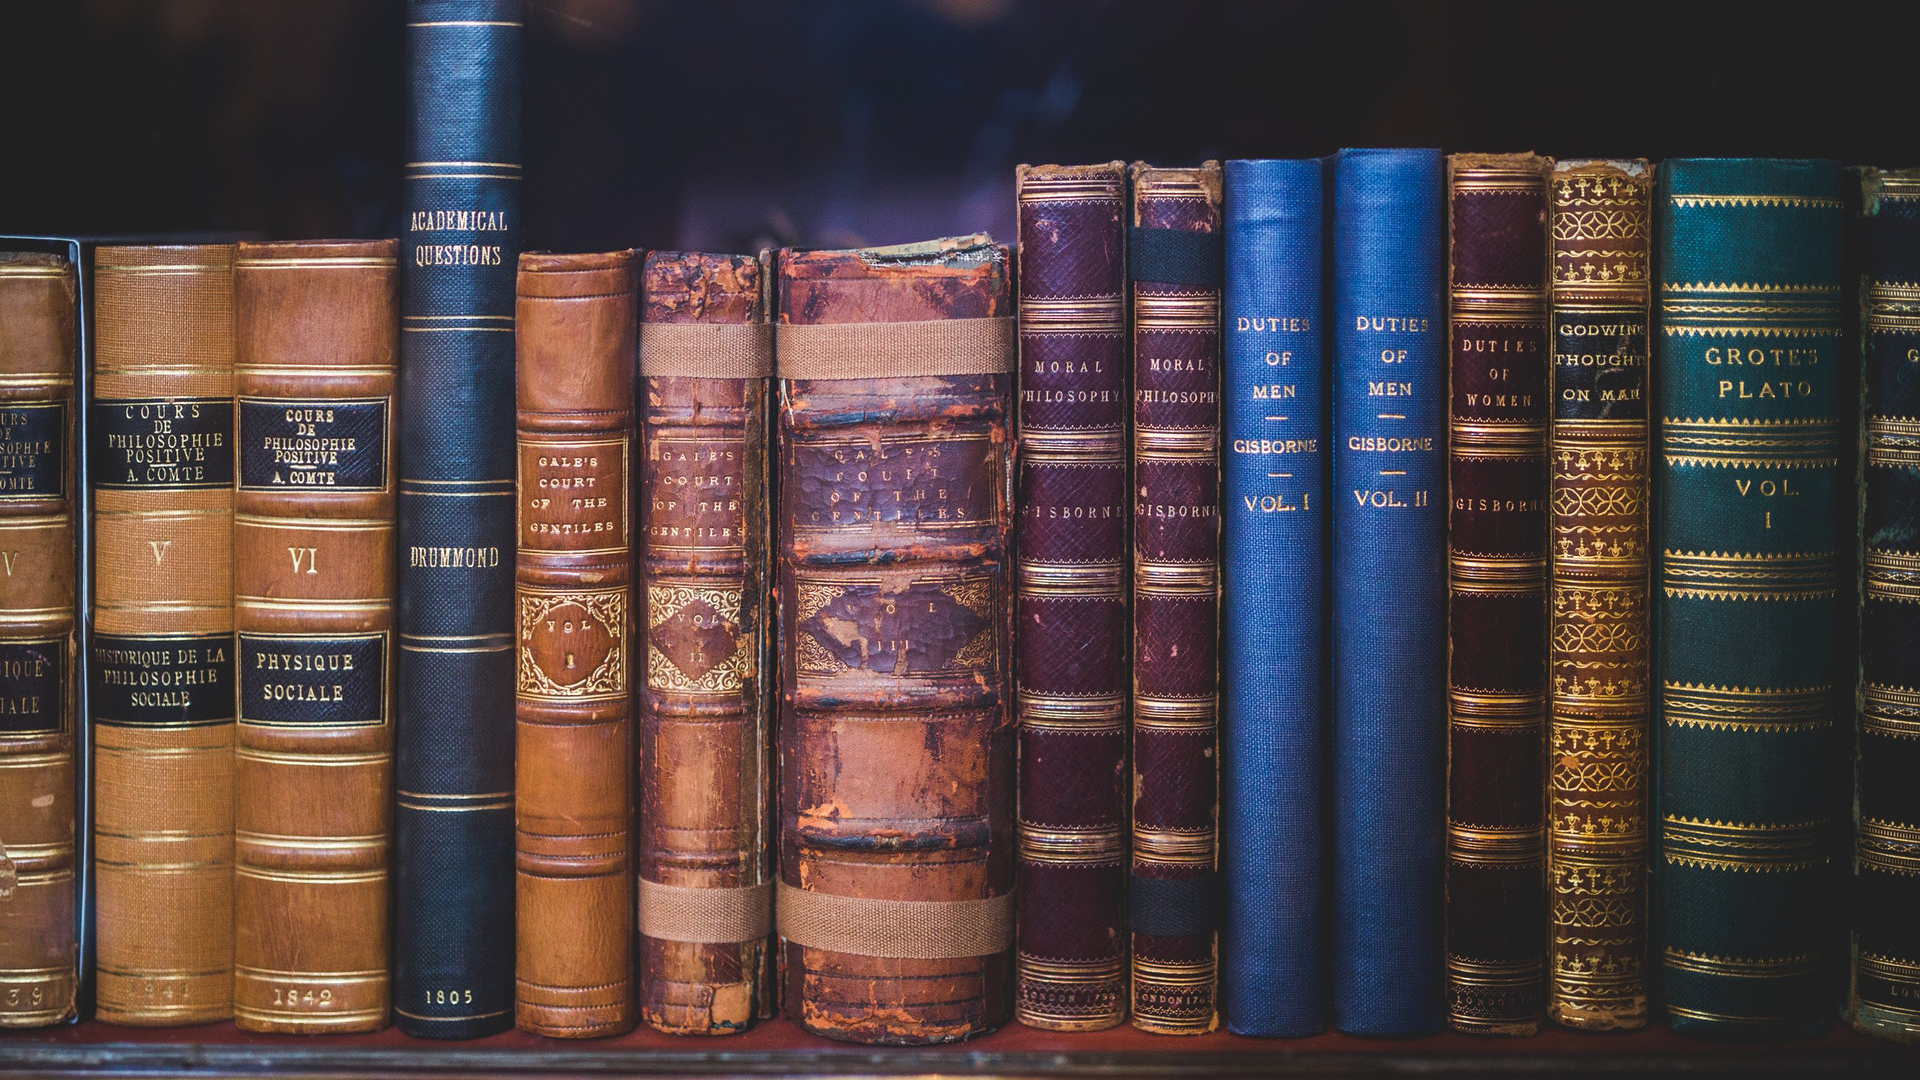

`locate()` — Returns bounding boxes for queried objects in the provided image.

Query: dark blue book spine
[394,0,522,1038]
[1329,148,1446,1037]
[1654,158,1842,1040]
[1221,158,1327,1037]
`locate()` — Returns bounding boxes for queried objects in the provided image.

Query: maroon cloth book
[1128,162,1223,1035]
[1013,162,1131,1031]
[1444,152,1551,1034]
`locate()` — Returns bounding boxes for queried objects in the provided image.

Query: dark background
[1,0,1905,252]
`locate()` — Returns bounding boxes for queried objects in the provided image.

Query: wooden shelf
[2,1016,1913,1078]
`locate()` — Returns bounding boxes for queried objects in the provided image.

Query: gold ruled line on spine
[235,749,389,767]
[1017,956,1124,982]
[401,325,515,333]
[0,375,74,387]
[0,753,69,769]
[403,161,522,170]
[94,859,227,872]
[0,514,70,528]
[1663,949,1817,978]
[0,265,74,278]
[5,869,75,886]
[233,515,392,529]
[235,867,388,884]
[393,1007,513,1022]
[236,831,384,850]
[396,800,511,813]
[405,20,525,27]
[95,743,226,755]
[96,966,229,979]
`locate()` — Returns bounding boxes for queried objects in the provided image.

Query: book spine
[1852,167,1920,1044]
[396,0,522,1037]
[1655,158,1843,1038]
[1013,161,1130,1032]
[636,252,775,1035]
[1129,162,1223,1036]
[0,251,78,1028]
[1444,152,1550,1035]
[513,251,636,1037]
[775,236,1015,1045]
[89,244,237,1024]
[1220,157,1327,1037]
[1330,147,1446,1037]
[1546,159,1653,1032]
[232,240,398,1034]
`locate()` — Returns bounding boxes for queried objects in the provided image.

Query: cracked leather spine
[0,249,78,1029]
[89,244,237,1025]
[232,240,397,1034]
[1013,162,1130,1032]
[775,236,1015,1044]
[636,251,775,1035]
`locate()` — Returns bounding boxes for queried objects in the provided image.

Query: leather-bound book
[396,0,522,1037]
[1220,157,1327,1038]
[1655,159,1843,1038]
[1128,161,1222,1036]
[89,244,237,1025]
[775,235,1015,1045]
[1444,152,1550,1035]
[232,240,398,1034]
[0,250,78,1028]
[1852,167,1920,1044]
[1013,161,1129,1032]
[513,250,637,1037]
[1546,159,1652,1032]
[1330,148,1446,1037]
[636,251,774,1035]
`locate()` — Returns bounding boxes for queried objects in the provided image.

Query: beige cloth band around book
[775,316,1015,380]
[635,877,774,945]
[638,321,773,379]
[775,882,1014,960]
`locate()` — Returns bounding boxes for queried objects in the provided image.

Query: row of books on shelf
[0,148,1914,1049]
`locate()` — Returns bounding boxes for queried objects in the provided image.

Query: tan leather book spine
[776,236,1016,1044]
[0,251,78,1028]
[232,240,397,1033]
[89,244,237,1025]
[514,250,637,1037]
[636,251,774,1035]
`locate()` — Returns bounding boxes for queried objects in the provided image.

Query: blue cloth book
[1328,148,1446,1036]
[393,0,523,1038]
[1655,158,1843,1039]
[1221,157,1328,1037]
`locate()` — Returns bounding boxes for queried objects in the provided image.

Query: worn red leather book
[774,235,1015,1045]
[1444,152,1551,1035]
[636,251,775,1035]
[1128,162,1222,1036]
[1013,162,1130,1032]
[514,250,637,1037]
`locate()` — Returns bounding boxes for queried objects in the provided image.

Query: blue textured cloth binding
[1221,157,1328,1037]
[1328,148,1446,1037]
[393,0,523,1039]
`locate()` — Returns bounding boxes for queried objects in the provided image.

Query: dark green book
[1655,159,1844,1039]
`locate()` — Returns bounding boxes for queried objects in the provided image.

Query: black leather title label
[1552,315,1649,422]
[0,401,66,500]
[239,632,388,727]
[238,397,389,491]
[0,638,67,735]
[91,398,233,489]
[92,632,235,728]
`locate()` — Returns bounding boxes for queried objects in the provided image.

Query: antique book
[513,250,636,1037]
[1655,158,1843,1038]
[89,243,237,1026]
[395,0,523,1037]
[636,251,774,1035]
[1545,159,1653,1032]
[0,250,78,1028]
[1128,161,1222,1037]
[1330,148,1446,1037]
[775,236,1015,1045]
[232,240,398,1034]
[1220,157,1326,1037]
[1444,152,1550,1035]
[1012,161,1129,1032]
[1852,166,1920,1043]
